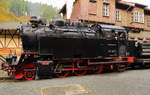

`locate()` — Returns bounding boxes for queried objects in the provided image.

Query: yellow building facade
[0,22,22,55]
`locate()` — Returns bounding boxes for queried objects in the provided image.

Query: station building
[60,0,150,40]
[0,22,22,55]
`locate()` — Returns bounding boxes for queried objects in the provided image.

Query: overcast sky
[125,0,150,8]
[25,0,150,8]
[25,0,68,8]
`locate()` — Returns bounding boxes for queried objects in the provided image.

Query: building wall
[145,15,150,31]
[129,7,145,29]
[128,31,150,41]
[67,0,150,31]
[115,9,129,26]
[71,0,116,24]
[0,30,22,55]
[70,0,81,22]
[116,7,146,29]
[63,14,67,20]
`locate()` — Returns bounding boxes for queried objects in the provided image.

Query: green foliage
[0,0,10,11]
[0,0,19,21]
[41,4,61,20]
[9,0,29,17]
[0,0,60,20]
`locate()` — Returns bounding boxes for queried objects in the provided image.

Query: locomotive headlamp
[31,24,36,28]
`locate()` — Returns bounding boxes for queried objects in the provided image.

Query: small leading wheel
[55,71,70,78]
[23,71,36,80]
[74,70,87,76]
[116,64,126,72]
[93,64,104,74]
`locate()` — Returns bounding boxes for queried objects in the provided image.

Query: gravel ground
[0,69,150,95]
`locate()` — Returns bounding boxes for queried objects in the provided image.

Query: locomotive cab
[91,24,128,57]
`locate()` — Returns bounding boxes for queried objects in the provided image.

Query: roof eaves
[118,1,135,6]
[59,4,67,14]
[118,1,147,8]
[0,22,21,30]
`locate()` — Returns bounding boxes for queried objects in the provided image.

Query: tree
[9,0,28,17]
[41,4,61,20]
[0,0,61,21]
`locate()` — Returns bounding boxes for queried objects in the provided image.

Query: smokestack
[66,0,75,19]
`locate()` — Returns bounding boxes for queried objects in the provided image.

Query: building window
[89,0,97,3]
[132,11,144,23]
[132,12,137,22]
[116,10,121,21]
[103,3,109,17]
[147,16,150,27]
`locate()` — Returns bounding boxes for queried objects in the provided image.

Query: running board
[88,61,128,65]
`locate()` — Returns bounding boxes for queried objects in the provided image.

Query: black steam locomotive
[3,17,150,80]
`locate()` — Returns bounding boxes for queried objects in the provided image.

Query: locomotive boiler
[21,18,128,58]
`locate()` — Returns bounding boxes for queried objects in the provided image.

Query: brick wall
[78,0,116,24]
[145,15,150,31]
[70,0,81,22]
[66,0,150,31]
